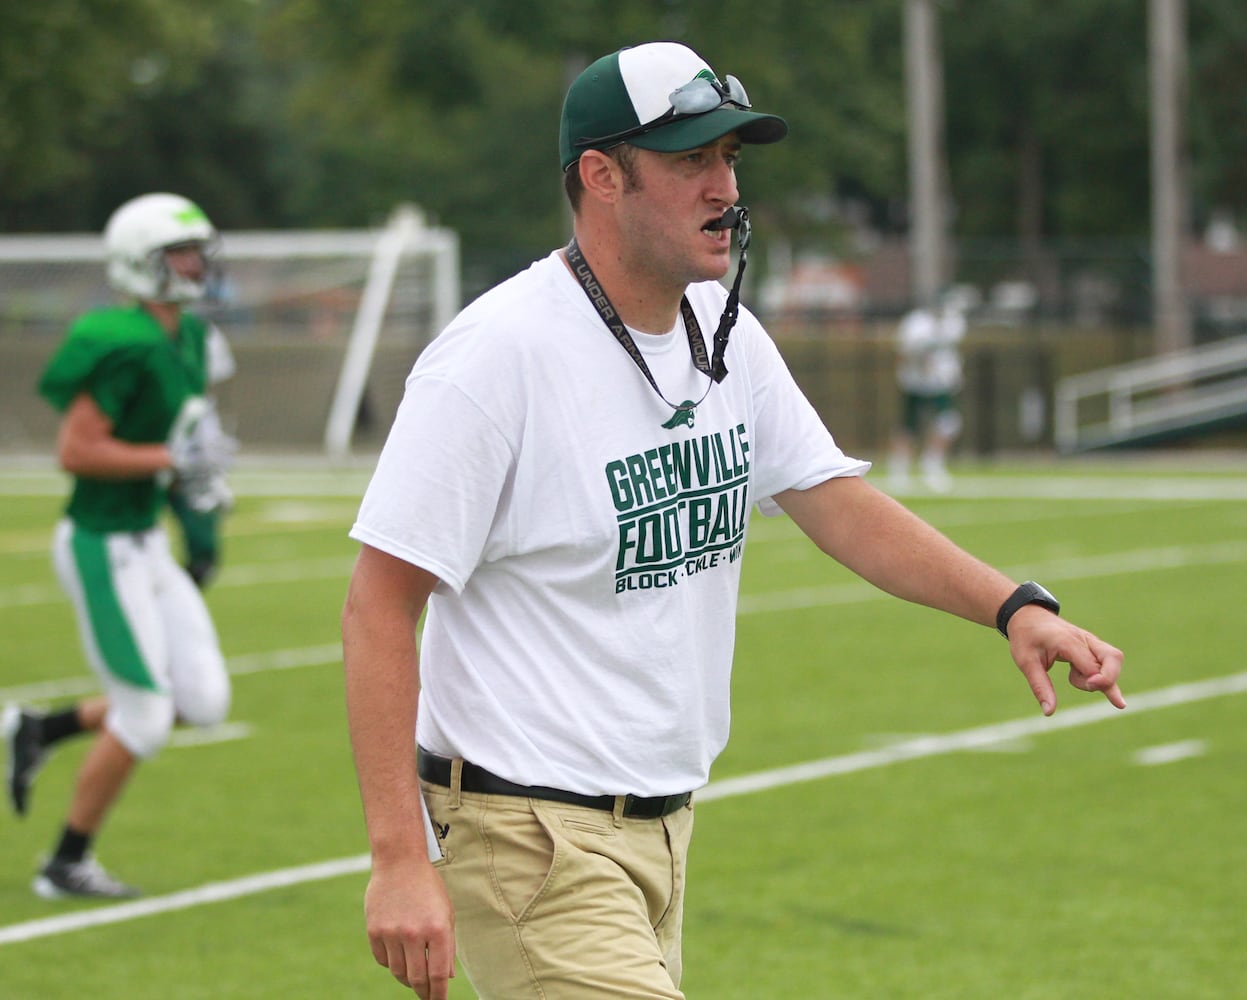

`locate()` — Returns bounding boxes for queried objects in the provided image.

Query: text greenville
[604,424,751,593]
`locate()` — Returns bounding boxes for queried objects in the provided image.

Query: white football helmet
[104,193,219,303]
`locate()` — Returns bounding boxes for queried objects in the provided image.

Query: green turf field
[2,459,1245,999]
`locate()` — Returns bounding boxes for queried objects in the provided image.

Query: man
[888,292,967,492]
[2,192,235,899]
[342,42,1125,1000]
[4,304,234,838]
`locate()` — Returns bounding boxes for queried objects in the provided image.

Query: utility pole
[904,0,947,307]
[1149,0,1192,354]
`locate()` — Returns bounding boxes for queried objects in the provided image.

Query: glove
[174,467,234,516]
[168,396,238,479]
[166,397,238,514]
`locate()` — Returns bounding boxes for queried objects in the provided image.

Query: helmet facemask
[143,238,221,304]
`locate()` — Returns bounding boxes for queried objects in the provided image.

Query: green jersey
[39,305,209,532]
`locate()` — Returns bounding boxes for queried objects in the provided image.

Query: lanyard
[566,204,748,396]
[564,211,751,428]
[564,238,712,426]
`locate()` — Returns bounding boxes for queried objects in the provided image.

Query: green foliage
[0,0,254,225]
[1,3,1246,285]
[943,0,1150,239]
[256,0,907,274]
[1188,0,1247,215]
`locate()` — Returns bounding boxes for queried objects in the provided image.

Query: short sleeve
[38,332,143,422]
[349,375,516,593]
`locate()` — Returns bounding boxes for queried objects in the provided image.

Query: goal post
[323,205,459,459]
[0,204,460,458]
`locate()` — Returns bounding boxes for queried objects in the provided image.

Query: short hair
[563,144,642,213]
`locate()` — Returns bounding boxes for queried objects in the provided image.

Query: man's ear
[578,149,624,205]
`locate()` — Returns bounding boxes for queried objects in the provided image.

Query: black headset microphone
[705,206,742,232]
[705,206,751,383]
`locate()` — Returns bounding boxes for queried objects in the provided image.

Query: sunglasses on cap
[574,73,752,151]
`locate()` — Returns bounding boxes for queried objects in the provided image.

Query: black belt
[417,751,691,820]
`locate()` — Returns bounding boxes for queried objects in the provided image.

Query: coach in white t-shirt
[342,40,1126,1000]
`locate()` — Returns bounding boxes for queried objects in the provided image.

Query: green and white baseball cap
[559,41,788,170]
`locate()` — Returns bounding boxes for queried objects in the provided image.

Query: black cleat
[2,704,46,817]
[33,855,142,900]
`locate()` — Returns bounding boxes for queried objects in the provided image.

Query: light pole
[1150,0,1192,354]
[905,0,947,307]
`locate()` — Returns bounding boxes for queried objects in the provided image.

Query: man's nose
[710,159,739,204]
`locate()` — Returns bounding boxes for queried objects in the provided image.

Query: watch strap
[996,581,1060,638]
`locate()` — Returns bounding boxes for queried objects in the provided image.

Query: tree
[258,0,906,288]
[3,0,1245,302]
[0,1,255,229]
[1187,0,1247,228]
[941,0,1151,244]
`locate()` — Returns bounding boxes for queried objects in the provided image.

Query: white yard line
[3,534,1244,698]
[1132,739,1208,766]
[1,669,1244,947]
[0,857,372,946]
[0,557,356,610]
[166,721,254,749]
[0,465,376,498]
[4,533,1246,614]
[699,672,1247,802]
[737,539,1247,614]
[0,644,342,704]
[929,476,1247,502]
[3,469,1246,503]
[0,506,361,557]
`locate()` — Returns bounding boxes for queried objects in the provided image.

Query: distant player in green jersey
[2,193,236,899]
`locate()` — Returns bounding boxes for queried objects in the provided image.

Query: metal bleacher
[1055,335,1247,453]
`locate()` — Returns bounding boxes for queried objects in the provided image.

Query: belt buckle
[621,793,656,818]
[624,792,684,818]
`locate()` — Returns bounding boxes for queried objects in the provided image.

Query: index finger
[1067,636,1126,709]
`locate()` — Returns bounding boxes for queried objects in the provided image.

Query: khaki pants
[422,775,694,999]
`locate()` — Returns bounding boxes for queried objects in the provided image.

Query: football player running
[2,193,235,899]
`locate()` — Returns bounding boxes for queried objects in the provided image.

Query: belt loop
[612,795,626,827]
[449,758,464,810]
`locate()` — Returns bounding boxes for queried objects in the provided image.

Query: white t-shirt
[896,306,965,395]
[351,250,869,796]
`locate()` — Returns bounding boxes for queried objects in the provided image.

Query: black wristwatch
[996,581,1060,638]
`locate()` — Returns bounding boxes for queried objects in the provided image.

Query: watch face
[1029,583,1056,603]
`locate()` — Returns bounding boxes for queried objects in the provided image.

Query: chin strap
[708,206,751,383]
